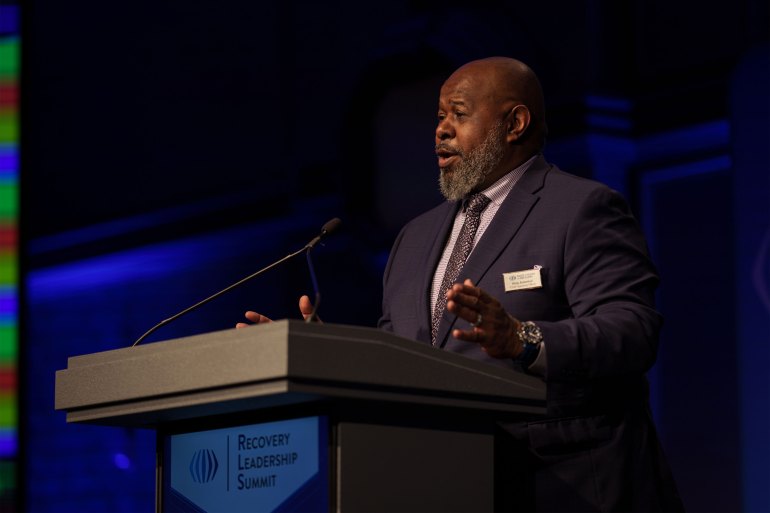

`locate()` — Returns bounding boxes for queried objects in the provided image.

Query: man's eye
[455,111,466,118]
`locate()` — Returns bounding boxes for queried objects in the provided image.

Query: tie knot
[464,193,490,217]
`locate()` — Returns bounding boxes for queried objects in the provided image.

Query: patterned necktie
[431,193,491,346]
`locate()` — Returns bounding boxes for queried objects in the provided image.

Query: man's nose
[436,119,454,140]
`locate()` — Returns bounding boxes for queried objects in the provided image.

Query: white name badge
[503,268,543,292]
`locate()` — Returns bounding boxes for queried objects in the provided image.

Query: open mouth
[436,148,459,168]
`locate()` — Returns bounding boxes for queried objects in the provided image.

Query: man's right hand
[235,295,318,328]
[235,310,272,328]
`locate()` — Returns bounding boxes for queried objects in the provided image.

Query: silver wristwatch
[515,321,543,367]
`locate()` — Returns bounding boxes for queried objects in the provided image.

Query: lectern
[55,320,546,512]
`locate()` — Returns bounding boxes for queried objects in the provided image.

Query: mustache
[435,143,464,156]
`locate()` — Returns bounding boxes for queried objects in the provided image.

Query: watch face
[519,322,542,345]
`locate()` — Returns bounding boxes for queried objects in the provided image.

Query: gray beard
[438,122,507,201]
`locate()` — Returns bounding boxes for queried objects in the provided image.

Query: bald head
[446,57,547,150]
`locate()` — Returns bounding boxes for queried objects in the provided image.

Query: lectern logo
[189,448,219,483]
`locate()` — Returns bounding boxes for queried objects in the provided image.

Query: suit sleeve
[377,225,407,334]
[536,186,663,382]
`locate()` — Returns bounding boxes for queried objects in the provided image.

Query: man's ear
[506,104,531,143]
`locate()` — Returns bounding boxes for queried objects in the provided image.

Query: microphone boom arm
[131,246,305,347]
[131,218,341,347]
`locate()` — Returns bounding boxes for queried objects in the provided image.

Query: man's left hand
[446,278,523,359]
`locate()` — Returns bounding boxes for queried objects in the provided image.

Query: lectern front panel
[159,414,330,513]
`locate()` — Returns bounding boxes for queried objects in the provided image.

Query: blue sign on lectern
[161,416,329,512]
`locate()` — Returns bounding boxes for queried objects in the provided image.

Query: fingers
[235,310,272,328]
[299,295,314,318]
[245,310,271,323]
[448,278,484,304]
[445,278,485,321]
[451,325,484,343]
[299,295,323,323]
[445,279,489,335]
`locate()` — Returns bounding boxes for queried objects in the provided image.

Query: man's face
[437,122,506,201]
[435,72,507,201]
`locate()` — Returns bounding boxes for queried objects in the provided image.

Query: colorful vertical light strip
[0,2,19,507]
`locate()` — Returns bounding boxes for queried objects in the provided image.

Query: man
[239,57,683,511]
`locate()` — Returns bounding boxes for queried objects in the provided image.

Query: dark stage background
[17,0,770,511]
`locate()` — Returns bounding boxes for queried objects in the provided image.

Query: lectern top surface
[55,320,546,426]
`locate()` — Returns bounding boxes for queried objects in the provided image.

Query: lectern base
[157,400,534,513]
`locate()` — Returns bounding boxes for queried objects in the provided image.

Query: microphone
[131,217,342,347]
[307,217,341,249]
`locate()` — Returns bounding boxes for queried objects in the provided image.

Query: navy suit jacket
[378,155,683,511]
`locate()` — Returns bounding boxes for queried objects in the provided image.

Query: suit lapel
[435,156,550,347]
